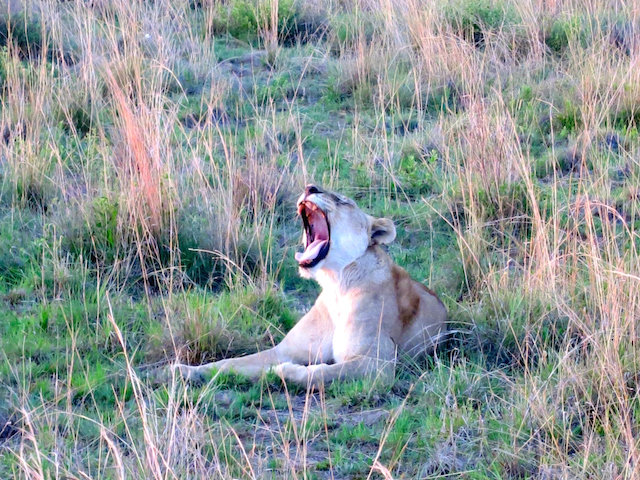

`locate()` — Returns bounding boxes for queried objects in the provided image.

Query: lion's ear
[369,217,396,245]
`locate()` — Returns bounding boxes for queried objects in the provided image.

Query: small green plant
[59,99,93,136]
[545,14,597,54]
[67,196,120,266]
[613,107,640,131]
[545,16,579,53]
[215,0,299,44]
[0,12,44,59]
[329,12,377,51]
[0,46,7,91]
[443,0,520,45]
[0,210,41,288]
[555,99,582,133]
[393,151,436,198]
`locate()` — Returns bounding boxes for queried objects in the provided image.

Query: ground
[1,0,640,478]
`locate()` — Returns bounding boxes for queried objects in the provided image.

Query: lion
[174,185,447,387]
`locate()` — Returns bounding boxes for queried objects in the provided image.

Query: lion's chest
[323,288,345,325]
[331,311,361,363]
[320,289,354,362]
[323,288,393,363]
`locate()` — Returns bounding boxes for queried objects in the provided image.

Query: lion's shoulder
[389,264,421,327]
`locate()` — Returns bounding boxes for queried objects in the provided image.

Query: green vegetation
[1,0,640,478]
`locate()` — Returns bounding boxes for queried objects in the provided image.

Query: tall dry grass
[1,0,640,477]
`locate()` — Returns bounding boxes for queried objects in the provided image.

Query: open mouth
[295,201,330,268]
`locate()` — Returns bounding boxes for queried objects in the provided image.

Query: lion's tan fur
[176,187,447,387]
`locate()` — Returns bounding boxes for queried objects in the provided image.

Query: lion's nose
[305,185,322,196]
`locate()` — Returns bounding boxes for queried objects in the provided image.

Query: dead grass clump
[443,97,533,266]
[327,40,387,103]
[232,161,292,222]
[1,60,57,215]
[458,98,521,191]
[405,20,485,102]
[158,289,297,365]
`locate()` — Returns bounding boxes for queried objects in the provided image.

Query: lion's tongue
[295,239,328,263]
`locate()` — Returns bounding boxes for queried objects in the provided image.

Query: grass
[1,0,639,477]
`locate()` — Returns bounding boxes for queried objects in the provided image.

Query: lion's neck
[315,247,388,293]
[314,269,340,292]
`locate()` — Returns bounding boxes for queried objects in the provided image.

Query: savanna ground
[0,0,639,477]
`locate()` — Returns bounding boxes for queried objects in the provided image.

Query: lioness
[176,185,447,387]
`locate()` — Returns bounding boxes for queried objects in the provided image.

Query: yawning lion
[175,185,447,387]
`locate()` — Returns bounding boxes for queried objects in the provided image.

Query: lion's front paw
[273,362,309,385]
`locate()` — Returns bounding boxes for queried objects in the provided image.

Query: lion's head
[295,185,396,278]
